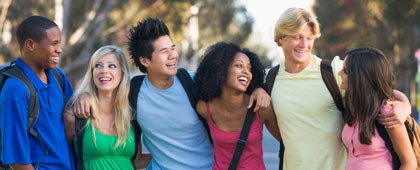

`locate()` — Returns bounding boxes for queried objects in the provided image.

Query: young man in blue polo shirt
[0,16,74,170]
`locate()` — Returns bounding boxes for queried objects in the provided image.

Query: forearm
[62,109,76,144]
[10,164,34,170]
[386,125,416,170]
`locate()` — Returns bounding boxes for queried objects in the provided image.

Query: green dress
[82,123,135,170]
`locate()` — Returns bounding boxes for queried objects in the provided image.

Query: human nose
[169,49,178,59]
[56,45,62,54]
[298,38,308,47]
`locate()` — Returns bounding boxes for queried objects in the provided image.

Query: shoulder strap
[264,64,280,95]
[176,68,213,145]
[129,75,145,111]
[320,59,345,113]
[375,121,401,169]
[128,75,145,161]
[3,66,51,153]
[51,69,64,94]
[75,118,88,170]
[176,68,197,108]
[228,103,256,170]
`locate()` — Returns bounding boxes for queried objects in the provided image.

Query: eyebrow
[158,44,176,52]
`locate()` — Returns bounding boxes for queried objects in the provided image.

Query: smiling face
[141,35,178,79]
[30,26,62,71]
[93,54,123,93]
[279,25,315,67]
[225,52,252,92]
[338,57,348,90]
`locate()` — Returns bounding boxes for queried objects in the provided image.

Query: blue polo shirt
[0,58,74,170]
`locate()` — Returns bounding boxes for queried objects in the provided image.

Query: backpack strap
[268,60,345,170]
[320,59,345,113]
[228,103,256,170]
[75,118,88,170]
[176,68,213,145]
[128,75,145,161]
[3,66,50,153]
[51,69,64,94]
[176,68,197,108]
[375,121,401,169]
[264,64,285,170]
[264,64,280,95]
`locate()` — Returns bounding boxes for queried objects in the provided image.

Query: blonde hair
[274,7,321,46]
[71,45,132,148]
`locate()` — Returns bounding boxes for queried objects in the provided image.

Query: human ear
[25,39,35,51]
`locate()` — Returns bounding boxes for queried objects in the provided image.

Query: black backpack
[264,59,345,170]
[0,62,64,168]
[73,68,211,170]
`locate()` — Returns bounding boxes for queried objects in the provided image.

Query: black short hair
[127,18,170,73]
[16,16,58,49]
[195,42,265,101]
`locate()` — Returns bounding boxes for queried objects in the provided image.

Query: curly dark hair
[194,42,265,102]
[16,16,58,49]
[127,18,170,73]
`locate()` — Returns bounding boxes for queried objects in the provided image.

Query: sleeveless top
[205,102,265,170]
[82,123,135,170]
[342,120,392,170]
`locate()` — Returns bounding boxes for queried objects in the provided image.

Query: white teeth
[100,77,111,81]
[238,77,248,83]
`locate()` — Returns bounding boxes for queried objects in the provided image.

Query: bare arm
[133,140,152,169]
[195,100,208,120]
[386,125,416,170]
[62,108,76,144]
[377,90,411,128]
[248,87,271,112]
[259,104,282,142]
[10,164,34,170]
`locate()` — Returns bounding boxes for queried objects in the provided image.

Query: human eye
[307,36,315,41]
[343,67,348,74]
[235,63,243,68]
[94,63,102,68]
[109,64,118,69]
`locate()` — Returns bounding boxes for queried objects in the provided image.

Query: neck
[216,88,248,112]
[98,91,115,115]
[284,56,311,73]
[20,55,48,83]
[147,74,174,89]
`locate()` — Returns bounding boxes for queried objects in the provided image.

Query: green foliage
[0,0,254,87]
[314,0,420,111]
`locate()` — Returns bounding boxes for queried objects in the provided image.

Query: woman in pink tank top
[338,47,416,170]
[194,42,281,170]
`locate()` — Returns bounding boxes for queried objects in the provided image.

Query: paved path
[262,126,280,170]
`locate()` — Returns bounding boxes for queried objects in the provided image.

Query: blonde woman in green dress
[63,45,135,169]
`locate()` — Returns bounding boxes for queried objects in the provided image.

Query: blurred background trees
[1,0,419,114]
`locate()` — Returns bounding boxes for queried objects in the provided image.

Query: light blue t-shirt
[136,75,213,170]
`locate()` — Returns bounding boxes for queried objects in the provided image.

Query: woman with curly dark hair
[195,42,281,170]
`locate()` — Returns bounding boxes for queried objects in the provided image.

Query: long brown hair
[343,47,394,144]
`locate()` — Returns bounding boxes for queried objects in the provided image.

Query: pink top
[341,120,393,170]
[205,103,265,170]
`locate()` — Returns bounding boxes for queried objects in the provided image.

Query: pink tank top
[205,103,265,170]
[341,120,393,170]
